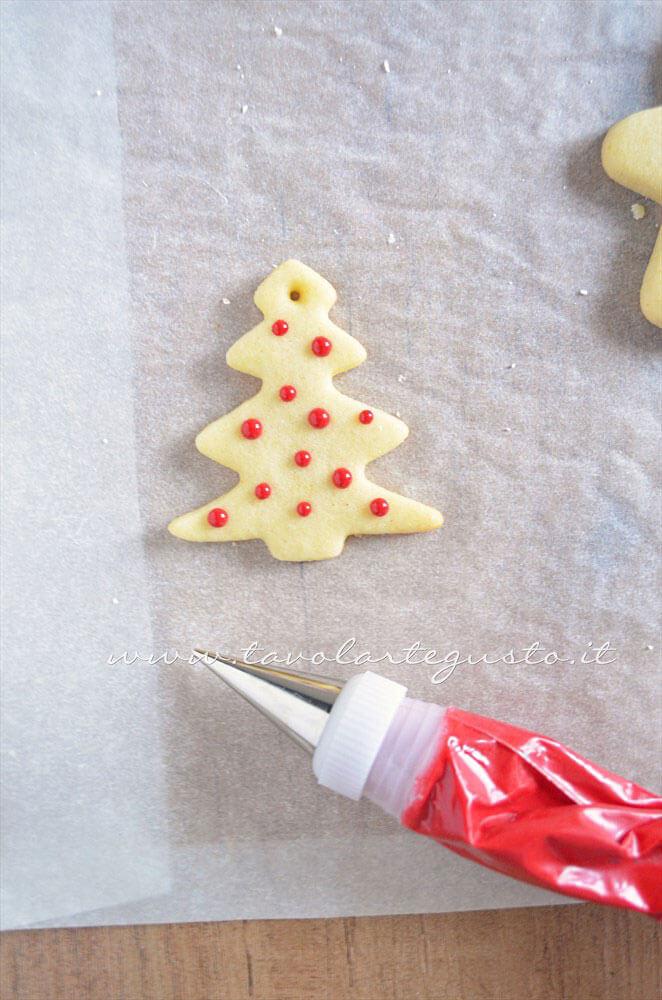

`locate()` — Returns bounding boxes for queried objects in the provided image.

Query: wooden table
[2,904,660,999]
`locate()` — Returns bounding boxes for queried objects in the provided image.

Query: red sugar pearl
[311,336,332,357]
[279,384,297,402]
[295,450,312,467]
[308,407,330,428]
[207,507,228,527]
[370,497,389,517]
[332,467,352,489]
[297,501,312,517]
[241,418,262,439]
[272,319,289,336]
[254,482,271,500]
[359,409,374,424]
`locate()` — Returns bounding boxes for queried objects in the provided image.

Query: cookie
[168,260,442,561]
[601,106,662,328]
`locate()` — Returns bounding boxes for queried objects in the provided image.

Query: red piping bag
[199,652,662,918]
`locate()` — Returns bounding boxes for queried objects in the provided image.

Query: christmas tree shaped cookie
[601,106,662,328]
[168,260,442,561]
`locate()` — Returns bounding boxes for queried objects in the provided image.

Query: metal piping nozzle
[196,649,345,753]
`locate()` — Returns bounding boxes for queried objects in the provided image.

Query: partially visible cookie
[168,260,442,562]
[601,106,662,328]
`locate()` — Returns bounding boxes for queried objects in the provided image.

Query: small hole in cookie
[290,289,301,301]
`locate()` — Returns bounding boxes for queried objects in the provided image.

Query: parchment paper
[1,0,171,928]
[2,0,660,929]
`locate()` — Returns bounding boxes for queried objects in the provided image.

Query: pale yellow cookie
[601,106,662,328]
[168,260,442,561]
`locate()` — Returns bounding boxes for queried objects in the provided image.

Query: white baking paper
[0,0,171,928]
[1,0,660,929]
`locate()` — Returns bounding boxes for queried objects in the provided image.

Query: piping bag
[199,651,662,918]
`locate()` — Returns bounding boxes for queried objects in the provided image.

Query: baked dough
[168,260,442,561]
[601,107,662,328]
